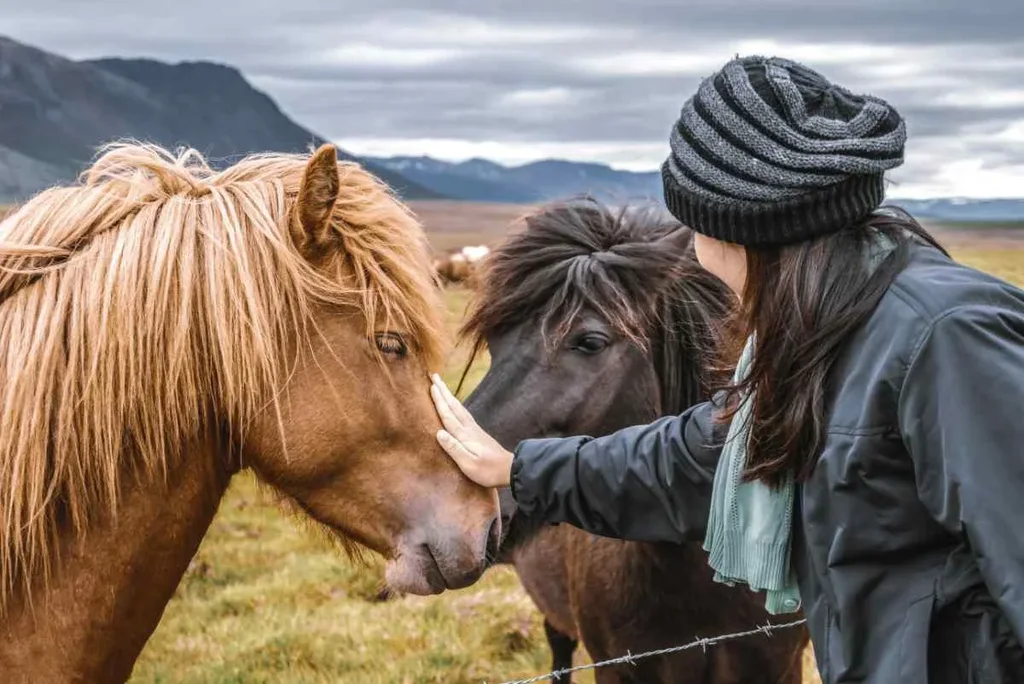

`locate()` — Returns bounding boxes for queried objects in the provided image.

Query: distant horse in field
[434,244,491,284]
[461,200,809,683]
[0,142,499,683]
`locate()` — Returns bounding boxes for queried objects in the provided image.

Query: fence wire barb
[491,618,807,684]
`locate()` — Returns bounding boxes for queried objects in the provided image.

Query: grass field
[2,200,1022,682]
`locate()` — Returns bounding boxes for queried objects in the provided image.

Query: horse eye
[570,333,610,355]
[375,332,408,359]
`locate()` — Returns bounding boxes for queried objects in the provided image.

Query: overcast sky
[8,0,1024,198]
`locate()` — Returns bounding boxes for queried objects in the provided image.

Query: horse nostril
[485,516,501,564]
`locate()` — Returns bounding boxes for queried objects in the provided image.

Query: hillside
[886,198,1024,222]
[365,155,662,203]
[0,36,440,201]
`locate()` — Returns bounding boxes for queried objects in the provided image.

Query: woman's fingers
[431,374,476,427]
[430,383,465,436]
[436,429,482,480]
[429,374,513,488]
[429,378,463,428]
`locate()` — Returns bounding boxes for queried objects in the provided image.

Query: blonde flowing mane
[0,142,444,612]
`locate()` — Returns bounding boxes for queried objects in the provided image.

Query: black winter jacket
[510,243,1024,683]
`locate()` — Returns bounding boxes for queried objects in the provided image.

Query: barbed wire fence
[489,618,808,684]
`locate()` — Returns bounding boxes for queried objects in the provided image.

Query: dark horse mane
[459,197,734,411]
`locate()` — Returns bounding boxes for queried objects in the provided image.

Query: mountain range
[1,35,1022,222]
[361,155,662,204]
[0,35,440,201]
[359,157,1024,222]
[881,198,1024,223]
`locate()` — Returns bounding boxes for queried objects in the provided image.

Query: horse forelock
[461,197,732,411]
[463,198,691,347]
[0,141,443,613]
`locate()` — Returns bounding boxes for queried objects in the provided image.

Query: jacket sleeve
[509,397,725,543]
[898,303,1024,645]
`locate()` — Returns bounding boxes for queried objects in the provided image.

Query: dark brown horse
[461,199,809,683]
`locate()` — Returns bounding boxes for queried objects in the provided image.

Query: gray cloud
[6,0,1024,196]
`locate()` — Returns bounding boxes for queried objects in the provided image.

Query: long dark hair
[721,208,948,486]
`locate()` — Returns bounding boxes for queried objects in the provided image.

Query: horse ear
[293,144,340,254]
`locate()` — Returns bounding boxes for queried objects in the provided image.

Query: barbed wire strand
[492,618,808,684]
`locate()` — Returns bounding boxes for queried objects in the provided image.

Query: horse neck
[0,434,233,683]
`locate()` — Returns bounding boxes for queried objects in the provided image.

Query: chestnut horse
[0,142,499,683]
[461,200,809,683]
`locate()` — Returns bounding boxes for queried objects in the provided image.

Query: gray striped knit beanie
[662,56,906,247]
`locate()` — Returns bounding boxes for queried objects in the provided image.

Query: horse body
[462,200,808,683]
[0,142,498,682]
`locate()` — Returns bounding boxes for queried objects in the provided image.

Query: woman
[430,56,1024,683]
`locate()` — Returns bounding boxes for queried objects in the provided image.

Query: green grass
[129,475,552,684]
[131,248,1024,684]
[952,248,1024,286]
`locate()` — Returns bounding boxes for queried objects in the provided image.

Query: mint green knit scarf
[702,231,897,615]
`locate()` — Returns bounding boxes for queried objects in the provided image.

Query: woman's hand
[430,374,514,488]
